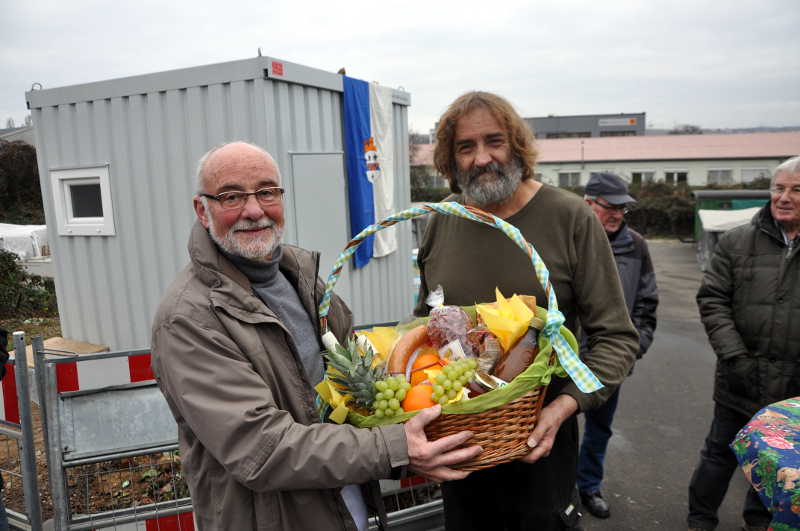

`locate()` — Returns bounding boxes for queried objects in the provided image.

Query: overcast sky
[2,0,799,134]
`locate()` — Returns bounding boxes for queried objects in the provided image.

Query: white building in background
[534,131,799,187]
[411,131,800,188]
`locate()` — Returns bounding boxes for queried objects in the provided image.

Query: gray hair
[194,141,279,194]
[773,155,800,184]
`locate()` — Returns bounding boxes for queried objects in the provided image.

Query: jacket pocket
[254,491,281,530]
[718,355,759,401]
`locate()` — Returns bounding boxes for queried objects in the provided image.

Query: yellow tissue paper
[357,327,399,364]
[315,379,351,424]
[475,288,534,352]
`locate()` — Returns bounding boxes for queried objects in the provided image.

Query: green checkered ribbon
[318,201,603,394]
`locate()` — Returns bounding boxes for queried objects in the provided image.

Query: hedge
[0,249,58,319]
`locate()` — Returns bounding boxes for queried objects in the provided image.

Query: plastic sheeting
[697,207,761,233]
[0,223,48,259]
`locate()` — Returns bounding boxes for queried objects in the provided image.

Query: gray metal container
[26,55,413,349]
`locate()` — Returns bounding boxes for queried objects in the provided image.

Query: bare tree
[4,117,15,129]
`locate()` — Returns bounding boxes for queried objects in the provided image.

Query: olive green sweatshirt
[414,184,638,411]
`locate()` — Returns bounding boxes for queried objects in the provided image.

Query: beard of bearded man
[206,208,283,261]
[454,157,524,207]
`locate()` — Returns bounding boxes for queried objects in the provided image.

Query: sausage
[492,327,539,382]
[387,325,429,374]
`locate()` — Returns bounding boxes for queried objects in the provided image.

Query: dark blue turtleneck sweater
[222,246,324,387]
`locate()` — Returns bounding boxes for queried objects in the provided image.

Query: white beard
[455,158,524,207]
[208,214,283,261]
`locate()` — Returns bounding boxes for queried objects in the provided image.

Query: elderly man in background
[577,172,658,519]
[415,92,639,530]
[151,141,481,530]
[688,155,800,531]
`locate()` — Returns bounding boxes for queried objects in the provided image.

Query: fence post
[12,332,42,530]
[41,356,69,531]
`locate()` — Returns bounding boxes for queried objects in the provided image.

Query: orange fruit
[410,369,429,386]
[402,384,436,411]
[412,352,441,372]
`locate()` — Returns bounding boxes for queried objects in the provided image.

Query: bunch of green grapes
[431,357,478,405]
[372,375,412,418]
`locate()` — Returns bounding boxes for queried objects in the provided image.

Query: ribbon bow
[542,308,603,393]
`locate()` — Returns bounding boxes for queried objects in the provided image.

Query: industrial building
[525,112,645,139]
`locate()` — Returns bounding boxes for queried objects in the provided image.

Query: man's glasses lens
[211,188,285,210]
[771,186,800,196]
[595,200,629,214]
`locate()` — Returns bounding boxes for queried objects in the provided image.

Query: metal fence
[31,339,192,531]
[0,332,44,530]
[6,334,444,530]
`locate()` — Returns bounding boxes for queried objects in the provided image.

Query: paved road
[581,239,752,531]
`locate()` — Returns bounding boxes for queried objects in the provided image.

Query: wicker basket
[424,388,548,471]
[317,202,584,471]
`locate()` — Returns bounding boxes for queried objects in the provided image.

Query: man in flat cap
[578,172,659,519]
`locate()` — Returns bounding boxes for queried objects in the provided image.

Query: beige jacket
[151,222,408,530]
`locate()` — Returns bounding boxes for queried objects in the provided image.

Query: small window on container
[68,181,104,218]
[51,166,116,236]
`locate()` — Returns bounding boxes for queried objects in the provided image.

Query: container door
[289,152,352,307]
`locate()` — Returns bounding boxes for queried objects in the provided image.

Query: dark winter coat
[696,203,800,417]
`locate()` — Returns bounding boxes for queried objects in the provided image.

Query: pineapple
[323,336,385,412]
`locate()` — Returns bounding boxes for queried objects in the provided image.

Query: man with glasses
[578,172,659,519]
[151,141,480,531]
[688,155,800,531]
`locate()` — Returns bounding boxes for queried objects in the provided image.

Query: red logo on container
[272,61,284,76]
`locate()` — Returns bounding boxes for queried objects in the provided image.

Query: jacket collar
[753,203,786,245]
[608,222,634,254]
[187,221,320,322]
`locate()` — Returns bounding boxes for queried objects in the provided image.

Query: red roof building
[411,132,800,187]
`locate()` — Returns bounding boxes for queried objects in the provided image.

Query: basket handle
[318,201,603,394]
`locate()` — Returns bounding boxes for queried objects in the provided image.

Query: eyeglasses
[770,185,800,197]
[200,187,285,210]
[593,199,629,215]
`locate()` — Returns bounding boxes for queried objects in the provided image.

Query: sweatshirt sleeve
[152,314,408,493]
[560,211,639,411]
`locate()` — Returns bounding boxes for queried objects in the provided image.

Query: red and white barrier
[0,362,20,424]
[0,352,156,423]
[54,352,155,393]
[89,511,195,530]
[51,353,194,530]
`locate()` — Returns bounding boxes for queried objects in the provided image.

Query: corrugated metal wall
[28,57,413,350]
